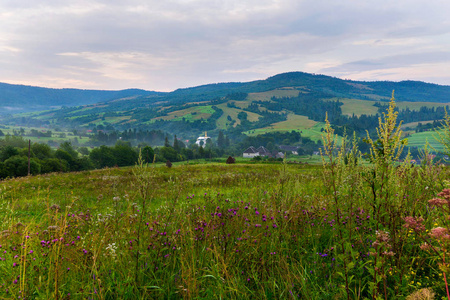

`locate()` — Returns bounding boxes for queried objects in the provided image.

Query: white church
[196,132,211,146]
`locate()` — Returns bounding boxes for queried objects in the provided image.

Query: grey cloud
[1,0,450,90]
[322,52,450,73]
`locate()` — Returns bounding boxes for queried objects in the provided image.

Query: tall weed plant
[320,91,445,299]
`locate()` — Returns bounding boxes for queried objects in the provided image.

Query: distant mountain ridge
[0,82,159,113]
[2,71,450,115]
[165,72,450,103]
[3,71,450,150]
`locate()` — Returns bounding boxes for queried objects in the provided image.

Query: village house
[243,146,284,159]
[243,146,259,158]
[279,145,300,155]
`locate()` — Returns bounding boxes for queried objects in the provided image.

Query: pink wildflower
[430,227,450,241]
[428,198,448,207]
[403,216,426,232]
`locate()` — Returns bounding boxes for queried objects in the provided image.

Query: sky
[1,0,450,92]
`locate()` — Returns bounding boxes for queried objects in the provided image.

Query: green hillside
[2,71,450,150]
[0,83,158,113]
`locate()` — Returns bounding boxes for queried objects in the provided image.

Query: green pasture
[404,130,444,151]
[155,106,216,122]
[244,121,326,142]
[0,126,91,146]
[86,116,132,125]
[401,120,436,129]
[65,105,109,115]
[216,104,262,129]
[326,98,379,116]
[247,87,301,101]
[397,101,450,110]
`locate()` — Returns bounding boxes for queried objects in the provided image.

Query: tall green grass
[1,94,450,298]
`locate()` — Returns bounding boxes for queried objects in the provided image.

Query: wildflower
[438,189,450,199]
[430,227,450,241]
[428,198,448,207]
[50,204,61,211]
[382,251,395,257]
[420,243,432,251]
[403,216,426,232]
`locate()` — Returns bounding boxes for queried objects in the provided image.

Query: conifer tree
[217,131,225,148]
[164,135,170,147]
[173,135,180,151]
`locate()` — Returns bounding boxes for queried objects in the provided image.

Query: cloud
[0,0,450,90]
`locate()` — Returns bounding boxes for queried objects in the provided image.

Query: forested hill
[163,72,450,104]
[0,82,159,113]
[2,72,450,114]
[3,71,450,144]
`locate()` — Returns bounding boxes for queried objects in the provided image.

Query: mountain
[145,72,450,104]
[2,72,450,144]
[0,82,159,113]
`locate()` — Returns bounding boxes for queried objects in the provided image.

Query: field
[247,88,302,102]
[244,121,326,142]
[1,134,450,299]
[0,126,91,146]
[216,104,262,129]
[324,98,450,118]
[396,101,450,110]
[405,130,444,151]
[2,101,450,299]
[402,120,436,129]
[154,106,216,122]
[330,98,379,116]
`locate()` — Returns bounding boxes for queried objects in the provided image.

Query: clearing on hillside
[216,103,262,129]
[154,106,215,121]
[247,87,302,102]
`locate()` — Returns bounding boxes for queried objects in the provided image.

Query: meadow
[2,100,450,299]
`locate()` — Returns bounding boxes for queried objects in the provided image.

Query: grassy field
[154,106,216,122]
[216,104,262,129]
[0,153,449,299]
[405,130,444,151]
[324,98,450,118]
[401,120,436,129]
[327,98,379,116]
[247,87,301,102]
[0,99,449,299]
[0,126,91,146]
[396,101,450,110]
[265,114,317,130]
[244,121,326,142]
